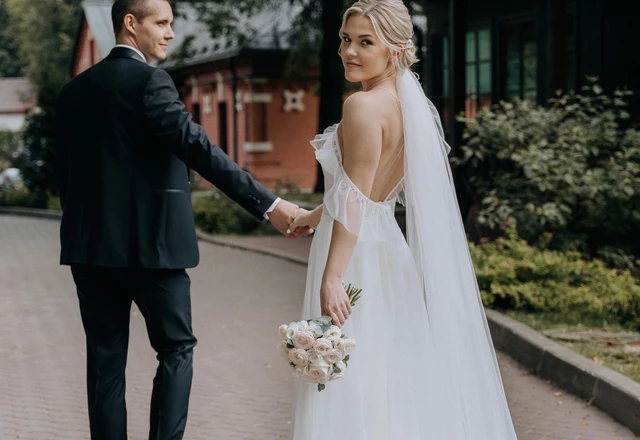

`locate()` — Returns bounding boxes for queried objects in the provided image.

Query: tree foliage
[455,79,640,268]
[0,0,24,77]
[4,0,82,199]
[0,130,21,171]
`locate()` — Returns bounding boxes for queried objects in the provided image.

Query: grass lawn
[504,310,640,384]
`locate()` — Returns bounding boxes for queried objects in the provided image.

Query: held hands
[320,278,352,327]
[267,200,314,239]
[287,208,317,238]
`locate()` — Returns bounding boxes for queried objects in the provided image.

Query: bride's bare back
[336,87,404,203]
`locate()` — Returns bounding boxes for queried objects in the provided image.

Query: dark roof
[80,1,302,70]
[82,1,115,58]
[0,78,36,113]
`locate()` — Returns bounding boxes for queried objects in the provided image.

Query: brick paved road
[0,214,636,440]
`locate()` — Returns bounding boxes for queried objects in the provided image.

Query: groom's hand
[267,199,301,238]
[288,208,315,238]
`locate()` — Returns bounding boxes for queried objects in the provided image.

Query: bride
[287,0,518,438]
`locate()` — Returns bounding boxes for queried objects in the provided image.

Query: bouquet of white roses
[277,284,362,392]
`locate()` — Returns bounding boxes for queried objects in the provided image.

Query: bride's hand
[286,208,315,237]
[320,278,352,327]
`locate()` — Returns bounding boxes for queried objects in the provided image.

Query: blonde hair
[340,0,418,70]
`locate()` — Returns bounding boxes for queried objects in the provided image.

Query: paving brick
[0,214,637,439]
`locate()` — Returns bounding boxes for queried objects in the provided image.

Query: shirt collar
[114,44,147,63]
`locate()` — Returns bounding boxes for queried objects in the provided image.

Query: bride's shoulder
[343,91,378,113]
[342,92,383,130]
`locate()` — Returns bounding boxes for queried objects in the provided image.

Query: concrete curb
[0,206,62,220]
[487,309,640,433]
[194,229,308,267]
[2,205,639,433]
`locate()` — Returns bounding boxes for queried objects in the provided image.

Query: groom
[56,0,308,438]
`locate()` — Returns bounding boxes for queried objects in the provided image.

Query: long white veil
[397,68,519,439]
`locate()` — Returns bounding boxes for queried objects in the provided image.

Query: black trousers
[71,265,197,440]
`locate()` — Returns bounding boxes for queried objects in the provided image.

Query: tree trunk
[314,0,345,193]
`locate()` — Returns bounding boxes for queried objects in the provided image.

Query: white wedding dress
[291,70,518,440]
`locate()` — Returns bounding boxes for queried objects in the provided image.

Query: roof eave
[161,46,290,73]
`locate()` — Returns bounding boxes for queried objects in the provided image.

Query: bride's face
[339,14,393,83]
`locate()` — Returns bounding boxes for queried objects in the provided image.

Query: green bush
[192,190,261,235]
[0,189,47,208]
[455,79,640,268]
[0,130,22,167]
[471,228,640,329]
[47,195,61,210]
[273,177,303,198]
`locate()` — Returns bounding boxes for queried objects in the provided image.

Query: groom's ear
[123,13,137,34]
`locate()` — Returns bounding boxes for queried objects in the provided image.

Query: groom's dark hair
[111,0,170,36]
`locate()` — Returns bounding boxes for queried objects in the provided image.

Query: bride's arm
[321,93,382,326]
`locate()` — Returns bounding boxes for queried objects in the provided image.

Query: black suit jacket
[56,47,276,269]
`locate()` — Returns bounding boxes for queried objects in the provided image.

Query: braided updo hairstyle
[340,0,418,71]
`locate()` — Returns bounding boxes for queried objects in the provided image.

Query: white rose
[293,365,305,379]
[323,325,342,341]
[291,330,315,350]
[286,322,299,340]
[278,324,289,340]
[300,369,317,384]
[313,338,333,356]
[297,320,310,331]
[305,356,331,383]
[335,360,347,372]
[288,348,310,367]
[323,348,344,365]
[277,340,290,359]
[308,321,324,337]
[339,337,356,356]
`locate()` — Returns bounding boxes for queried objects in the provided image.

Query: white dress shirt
[264,198,281,219]
[114,44,147,63]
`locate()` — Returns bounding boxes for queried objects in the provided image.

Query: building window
[443,35,450,99]
[243,92,272,153]
[429,33,450,129]
[567,5,577,92]
[192,103,201,125]
[465,28,492,118]
[504,21,537,102]
[89,38,95,65]
[247,102,267,142]
[218,102,228,154]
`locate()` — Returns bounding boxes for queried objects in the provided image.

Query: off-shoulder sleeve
[310,124,395,239]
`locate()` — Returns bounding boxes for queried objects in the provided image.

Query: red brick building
[71,1,320,191]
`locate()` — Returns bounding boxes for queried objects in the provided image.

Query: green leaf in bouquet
[286,343,294,349]
[318,383,326,392]
[333,365,342,374]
